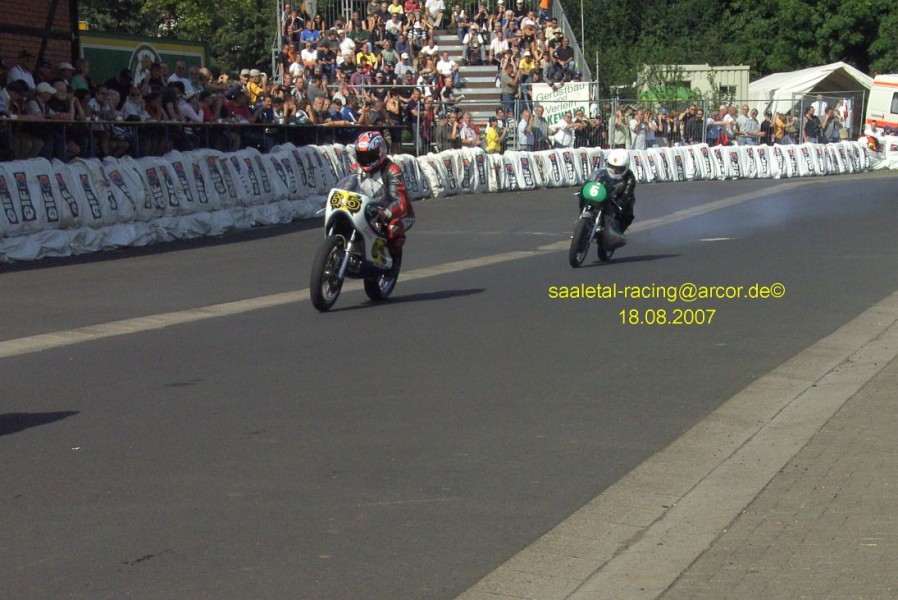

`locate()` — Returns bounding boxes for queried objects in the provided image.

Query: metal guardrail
[7,95,850,164]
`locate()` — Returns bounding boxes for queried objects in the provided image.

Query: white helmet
[606,149,630,180]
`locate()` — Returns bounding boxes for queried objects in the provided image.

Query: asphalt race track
[2,170,898,600]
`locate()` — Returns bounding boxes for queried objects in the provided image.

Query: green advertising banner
[79,32,209,87]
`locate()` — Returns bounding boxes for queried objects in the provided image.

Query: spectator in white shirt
[488,29,509,65]
[420,38,440,58]
[167,60,195,97]
[436,51,460,86]
[425,0,446,28]
[395,52,415,78]
[550,112,574,148]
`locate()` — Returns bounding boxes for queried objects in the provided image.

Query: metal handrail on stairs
[549,2,592,82]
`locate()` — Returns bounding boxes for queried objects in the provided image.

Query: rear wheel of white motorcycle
[310,235,346,312]
[568,218,592,267]
[364,249,402,301]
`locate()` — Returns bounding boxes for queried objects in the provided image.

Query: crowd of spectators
[2,1,851,164]
[275,0,595,151]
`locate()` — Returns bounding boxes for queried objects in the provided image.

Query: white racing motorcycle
[309,172,401,312]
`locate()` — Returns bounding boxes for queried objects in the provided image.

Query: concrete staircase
[432,32,501,125]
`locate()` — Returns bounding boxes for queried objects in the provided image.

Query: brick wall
[1,0,75,69]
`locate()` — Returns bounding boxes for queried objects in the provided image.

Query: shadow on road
[579,253,680,268]
[331,288,486,312]
[0,411,80,437]
[0,218,322,274]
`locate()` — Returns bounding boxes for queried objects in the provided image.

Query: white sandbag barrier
[0,140,887,262]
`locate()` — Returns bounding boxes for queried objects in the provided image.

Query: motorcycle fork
[590,210,603,240]
[336,230,357,280]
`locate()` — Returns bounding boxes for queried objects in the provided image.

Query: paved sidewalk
[458,292,898,600]
[659,354,898,600]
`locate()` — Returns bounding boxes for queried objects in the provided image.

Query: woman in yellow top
[485,116,504,153]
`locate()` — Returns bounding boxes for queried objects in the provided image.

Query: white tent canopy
[748,61,872,116]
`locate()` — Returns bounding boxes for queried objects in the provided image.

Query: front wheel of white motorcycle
[364,249,402,301]
[310,235,346,312]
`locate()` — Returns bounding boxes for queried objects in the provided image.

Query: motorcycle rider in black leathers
[580,148,636,233]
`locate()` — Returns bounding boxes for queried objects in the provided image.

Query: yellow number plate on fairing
[329,190,363,213]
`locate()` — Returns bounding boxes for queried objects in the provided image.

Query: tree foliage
[79,0,898,83]
[567,0,898,94]
[79,0,276,74]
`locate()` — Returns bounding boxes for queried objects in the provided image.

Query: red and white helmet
[355,130,388,173]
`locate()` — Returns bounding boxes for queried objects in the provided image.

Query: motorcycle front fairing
[323,172,394,272]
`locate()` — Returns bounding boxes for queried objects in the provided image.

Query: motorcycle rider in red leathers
[353,131,415,256]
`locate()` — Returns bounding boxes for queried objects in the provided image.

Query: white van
[865,74,898,133]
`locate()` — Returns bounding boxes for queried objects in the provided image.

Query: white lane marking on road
[455,291,898,600]
[0,179,818,361]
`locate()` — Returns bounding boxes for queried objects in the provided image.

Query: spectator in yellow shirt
[517,50,536,86]
[388,0,405,17]
[485,116,505,153]
[246,69,267,105]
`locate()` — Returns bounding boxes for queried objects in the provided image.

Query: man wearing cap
[246,69,267,105]
[29,81,71,160]
[517,49,536,86]
[547,27,563,52]
[384,61,401,86]
[394,52,414,79]
[10,51,37,90]
[428,110,450,152]
[369,69,389,101]
[513,0,527,19]
[462,22,485,65]
[56,62,75,88]
[349,62,371,89]
[238,68,251,88]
